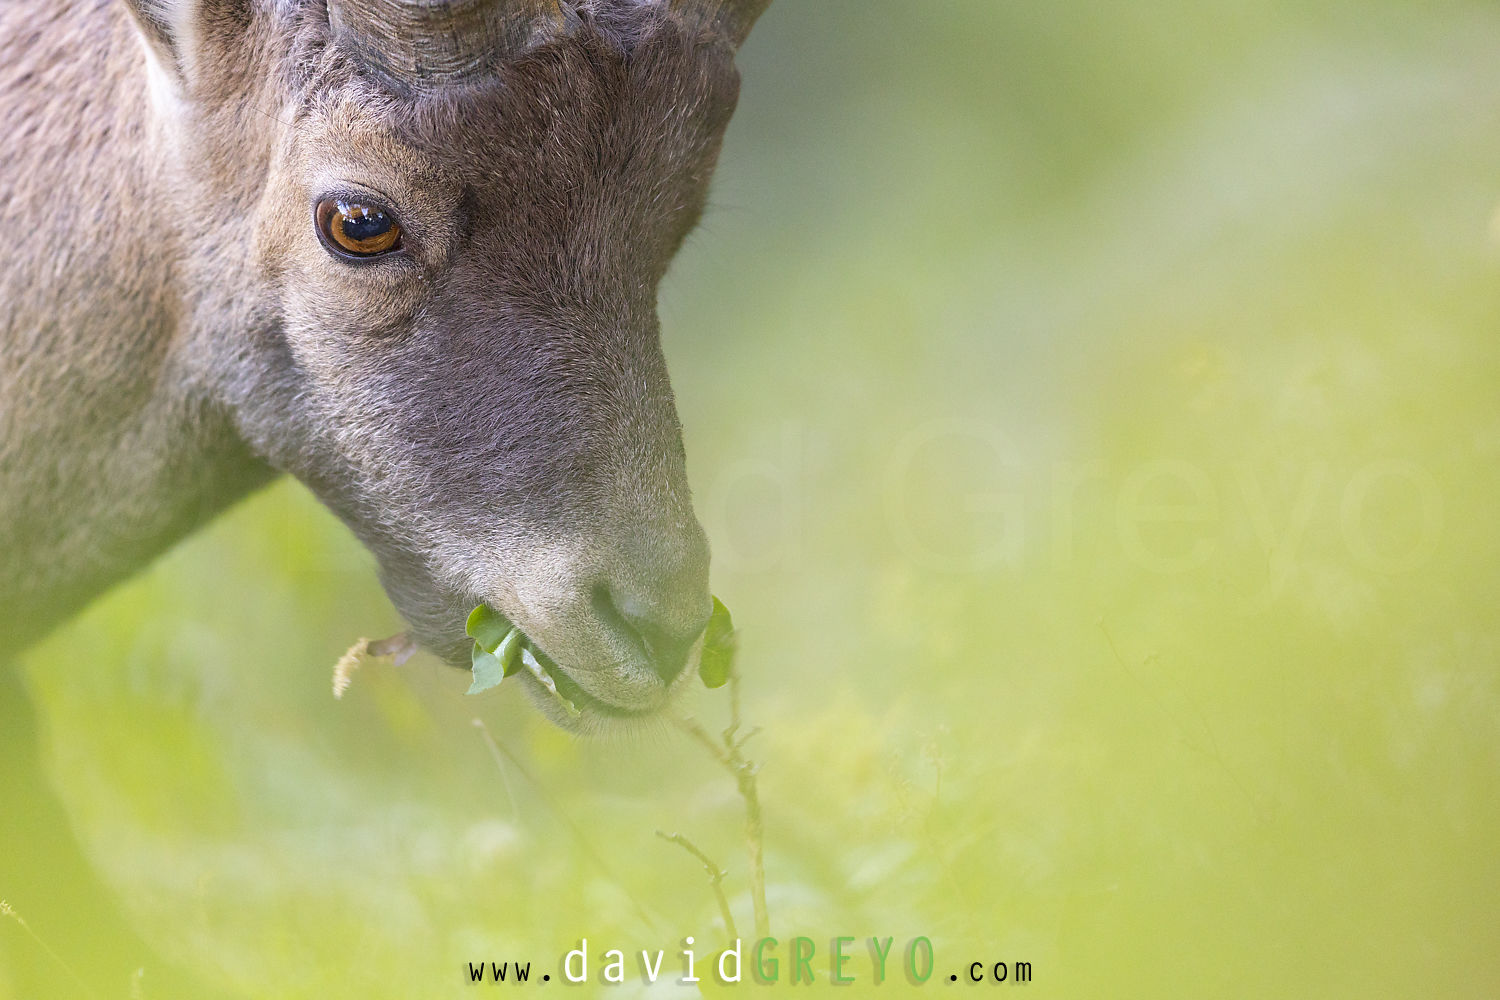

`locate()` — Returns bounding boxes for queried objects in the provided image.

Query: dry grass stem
[332,631,417,699]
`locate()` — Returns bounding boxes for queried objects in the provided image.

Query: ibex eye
[315,198,402,259]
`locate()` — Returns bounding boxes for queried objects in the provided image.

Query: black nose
[619,594,711,683]
[597,524,712,684]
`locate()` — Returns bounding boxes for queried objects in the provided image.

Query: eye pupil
[317,197,402,258]
[338,202,391,240]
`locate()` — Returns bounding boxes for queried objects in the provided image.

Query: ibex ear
[117,0,250,86]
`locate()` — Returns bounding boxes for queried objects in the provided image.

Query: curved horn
[669,0,771,48]
[327,0,575,91]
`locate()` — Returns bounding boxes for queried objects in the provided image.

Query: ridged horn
[327,0,576,91]
[668,0,771,48]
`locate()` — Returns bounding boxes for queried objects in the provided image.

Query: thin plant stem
[0,898,101,999]
[677,717,729,765]
[474,720,519,820]
[471,719,661,933]
[674,666,769,939]
[655,831,737,940]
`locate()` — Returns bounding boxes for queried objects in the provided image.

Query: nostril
[594,583,710,685]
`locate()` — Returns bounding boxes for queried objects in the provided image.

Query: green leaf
[494,626,524,677]
[698,595,737,689]
[465,604,511,653]
[467,642,506,695]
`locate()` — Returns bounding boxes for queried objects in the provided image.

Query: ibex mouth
[464,602,694,730]
[518,643,696,735]
[530,646,657,718]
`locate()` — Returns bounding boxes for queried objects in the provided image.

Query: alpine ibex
[0,0,770,729]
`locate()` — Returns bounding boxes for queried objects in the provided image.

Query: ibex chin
[0,0,770,730]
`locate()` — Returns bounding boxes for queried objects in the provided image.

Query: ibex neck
[0,0,275,656]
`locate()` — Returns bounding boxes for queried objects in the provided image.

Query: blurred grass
[7,0,1500,995]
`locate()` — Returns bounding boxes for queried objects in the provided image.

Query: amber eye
[315,198,402,259]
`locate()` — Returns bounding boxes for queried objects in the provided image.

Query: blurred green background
[6,0,1500,995]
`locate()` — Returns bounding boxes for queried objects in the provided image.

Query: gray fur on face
[0,0,762,728]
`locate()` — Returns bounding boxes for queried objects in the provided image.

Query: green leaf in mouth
[466,605,522,695]
[464,603,577,713]
[493,626,523,677]
[698,596,737,689]
[465,604,512,652]
[465,594,740,703]
[467,643,507,695]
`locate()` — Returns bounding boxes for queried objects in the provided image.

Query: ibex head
[124,0,768,729]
